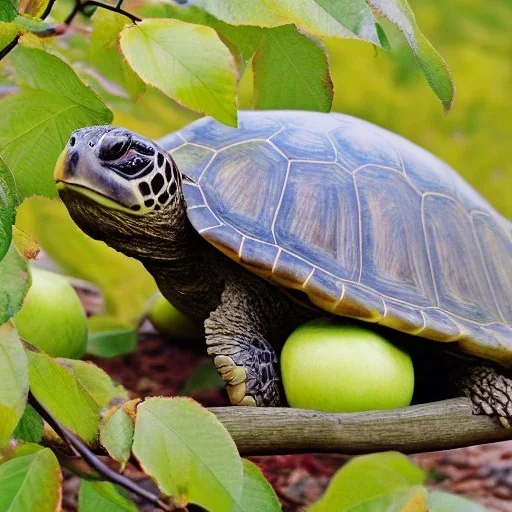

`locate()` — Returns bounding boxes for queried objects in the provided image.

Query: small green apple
[281,318,414,412]
[148,294,203,339]
[14,267,87,359]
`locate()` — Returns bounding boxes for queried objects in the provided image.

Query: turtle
[54,110,512,424]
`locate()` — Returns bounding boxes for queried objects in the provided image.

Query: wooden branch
[210,398,511,455]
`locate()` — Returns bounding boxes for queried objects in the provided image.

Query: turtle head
[55,126,181,215]
[54,126,185,258]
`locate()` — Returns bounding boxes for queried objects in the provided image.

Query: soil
[60,287,512,511]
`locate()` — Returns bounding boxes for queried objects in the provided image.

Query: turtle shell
[159,111,512,365]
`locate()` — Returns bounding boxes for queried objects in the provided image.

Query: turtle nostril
[68,151,79,174]
[69,136,76,147]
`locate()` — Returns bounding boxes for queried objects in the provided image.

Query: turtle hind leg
[459,365,512,429]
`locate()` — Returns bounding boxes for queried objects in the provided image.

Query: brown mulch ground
[62,287,512,511]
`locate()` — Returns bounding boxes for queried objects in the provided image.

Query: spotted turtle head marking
[54,125,181,215]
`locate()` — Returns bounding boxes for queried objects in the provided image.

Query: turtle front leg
[459,364,512,429]
[204,281,284,407]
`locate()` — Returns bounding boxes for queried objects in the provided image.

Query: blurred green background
[105,0,511,218]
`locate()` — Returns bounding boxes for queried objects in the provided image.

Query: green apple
[14,267,87,359]
[281,318,414,412]
[148,294,203,339]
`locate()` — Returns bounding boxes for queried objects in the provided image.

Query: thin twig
[0,35,20,61]
[28,392,174,512]
[80,1,141,23]
[41,0,59,20]
[64,0,82,25]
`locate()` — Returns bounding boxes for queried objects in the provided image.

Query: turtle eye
[98,134,131,161]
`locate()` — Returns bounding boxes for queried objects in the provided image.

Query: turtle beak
[54,146,69,188]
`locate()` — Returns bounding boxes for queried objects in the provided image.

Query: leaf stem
[28,392,174,512]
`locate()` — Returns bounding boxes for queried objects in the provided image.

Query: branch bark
[209,398,511,455]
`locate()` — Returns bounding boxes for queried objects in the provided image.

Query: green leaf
[57,359,129,408]
[240,459,281,512]
[90,9,144,100]
[308,452,426,511]
[365,0,455,111]
[312,0,382,43]
[17,197,157,326]
[120,19,238,126]
[132,397,243,511]
[100,406,134,471]
[0,446,62,512]
[78,480,137,512]
[137,2,261,63]
[0,22,18,53]
[13,405,43,443]
[253,25,333,111]
[0,158,17,262]
[87,316,138,358]
[0,322,28,446]
[428,489,487,512]
[0,239,31,324]
[179,360,223,395]
[0,1,18,23]
[27,350,100,443]
[0,47,112,200]
[263,0,379,43]
[195,0,381,44]
[191,0,285,27]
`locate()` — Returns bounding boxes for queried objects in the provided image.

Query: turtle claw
[213,354,281,406]
[499,417,512,430]
[214,355,252,405]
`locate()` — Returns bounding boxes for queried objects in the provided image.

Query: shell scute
[239,238,280,278]
[170,144,215,182]
[205,224,243,258]
[421,309,462,341]
[186,205,219,233]
[423,194,501,323]
[274,161,360,281]
[356,166,435,307]
[379,300,425,334]
[472,212,512,323]
[270,126,336,161]
[199,141,288,245]
[182,182,204,208]
[330,119,402,172]
[333,282,386,322]
[271,251,314,287]
[177,114,281,149]
[303,270,344,311]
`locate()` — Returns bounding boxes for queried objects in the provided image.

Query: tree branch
[210,398,511,455]
[28,393,176,512]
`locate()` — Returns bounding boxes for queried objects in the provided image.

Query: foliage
[0,322,28,446]
[308,452,486,512]
[0,444,62,512]
[0,0,504,510]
